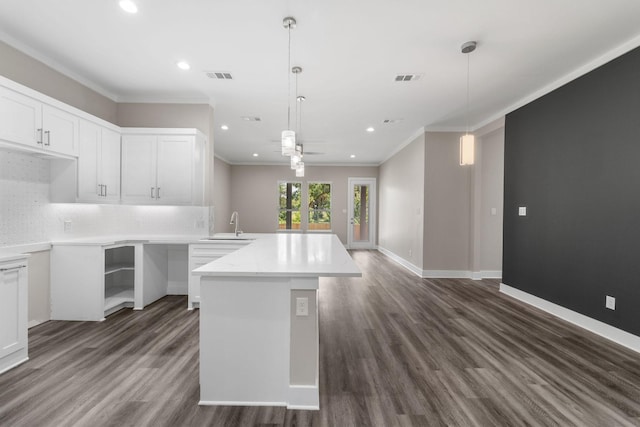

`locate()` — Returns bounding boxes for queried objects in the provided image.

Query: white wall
[229,164,379,245]
[0,40,117,123]
[378,134,425,270]
[423,132,472,273]
[213,157,232,234]
[478,127,504,275]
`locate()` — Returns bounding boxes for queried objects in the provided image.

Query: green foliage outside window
[308,183,331,229]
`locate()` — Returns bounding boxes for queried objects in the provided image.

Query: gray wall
[378,134,425,269]
[213,157,232,234]
[504,45,640,336]
[229,164,379,244]
[423,132,472,272]
[0,40,118,123]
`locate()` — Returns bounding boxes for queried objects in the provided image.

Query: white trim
[471,270,502,280]
[0,30,119,101]
[377,246,423,278]
[199,400,287,407]
[378,127,425,165]
[28,319,47,329]
[0,356,29,375]
[288,385,319,410]
[117,95,213,105]
[500,283,640,355]
[422,270,471,279]
[229,161,379,167]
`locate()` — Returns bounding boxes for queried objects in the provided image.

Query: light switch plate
[518,207,527,216]
[606,295,616,310]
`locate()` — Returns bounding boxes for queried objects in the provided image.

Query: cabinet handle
[151,187,155,199]
[0,265,26,272]
[157,187,160,199]
[44,130,51,146]
[37,128,43,145]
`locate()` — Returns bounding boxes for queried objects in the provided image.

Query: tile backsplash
[1,150,209,247]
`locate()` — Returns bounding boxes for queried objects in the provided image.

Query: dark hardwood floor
[2,250,640,426]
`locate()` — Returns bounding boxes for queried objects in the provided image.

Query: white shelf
[104,287,134,312]
[104,263,135,275]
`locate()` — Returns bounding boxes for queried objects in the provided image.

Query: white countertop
[194,233,361,278]
[49,233,269,246]
[0,252,30,263]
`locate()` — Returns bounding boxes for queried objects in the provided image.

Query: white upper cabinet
[121,129,205,205]
[0,86,41,148]
[0,85,78,157]
[77,119,121,202]
[42,104,79,156]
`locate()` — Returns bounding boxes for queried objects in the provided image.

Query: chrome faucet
[230,211,242,236]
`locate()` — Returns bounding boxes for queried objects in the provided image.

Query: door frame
[347,177,377,249]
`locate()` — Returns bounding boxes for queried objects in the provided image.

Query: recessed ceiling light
[177,61,191,70]
[366,127,375,132]
[350,154,356,158]
[220,125,229,131]
[252,153,259,157]
[119,0,138,14]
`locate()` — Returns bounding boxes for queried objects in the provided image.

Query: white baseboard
[288,384,319,410]
[377,246,423,277]
[471,270,502,280]
[28,319,48,329]
[500,283,640,355]
[423,270,471,279]
[166,285,187,295]
[377,247,501,280]
[199,400,287,407]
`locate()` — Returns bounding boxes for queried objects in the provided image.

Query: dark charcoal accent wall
[504,46,640,336]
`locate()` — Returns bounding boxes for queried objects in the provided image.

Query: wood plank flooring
[2,250,640,426]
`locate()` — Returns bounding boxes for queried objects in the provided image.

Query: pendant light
[281,17,297,156]
[294,97,305,176]
[460,41,477,166]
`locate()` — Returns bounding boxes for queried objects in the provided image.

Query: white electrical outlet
[491,207,497,216]
[606,295,616,310]
[296,297,309,316]
[518,207,527,216]
[63,220,72,233]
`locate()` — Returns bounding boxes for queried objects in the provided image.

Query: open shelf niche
[104,245,135,316]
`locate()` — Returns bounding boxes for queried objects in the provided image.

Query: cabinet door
[101,128,121,201]
[77,120,101,202]
[42,104,79,156]
[0,265,27,360]
[121,135,157,203]
[156,136,193,205]
[0,87,41,148]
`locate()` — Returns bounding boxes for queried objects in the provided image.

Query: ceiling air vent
[383,119,404,124]
[206,71,233,80]
[394,74,422,82]
[240,116,261,122]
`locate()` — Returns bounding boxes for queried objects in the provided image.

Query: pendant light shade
[460,41,477,166]
[281,130,296,156]
[295,162,305,177]
[459,134,475,166]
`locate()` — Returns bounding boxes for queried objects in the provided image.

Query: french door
[347,178,376,249]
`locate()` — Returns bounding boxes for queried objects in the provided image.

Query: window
[278,182,301,230]
[308,182,331,231]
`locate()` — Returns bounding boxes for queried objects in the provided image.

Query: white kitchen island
[194,233,361,410]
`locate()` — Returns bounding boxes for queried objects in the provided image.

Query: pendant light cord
[287,23,292,130]
[466,52,470,135]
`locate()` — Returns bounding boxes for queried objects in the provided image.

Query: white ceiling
[1,0,640,165]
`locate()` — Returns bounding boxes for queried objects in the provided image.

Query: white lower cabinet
[51,244,141,321]
[0,257,28,374]
[188,241,251,309]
